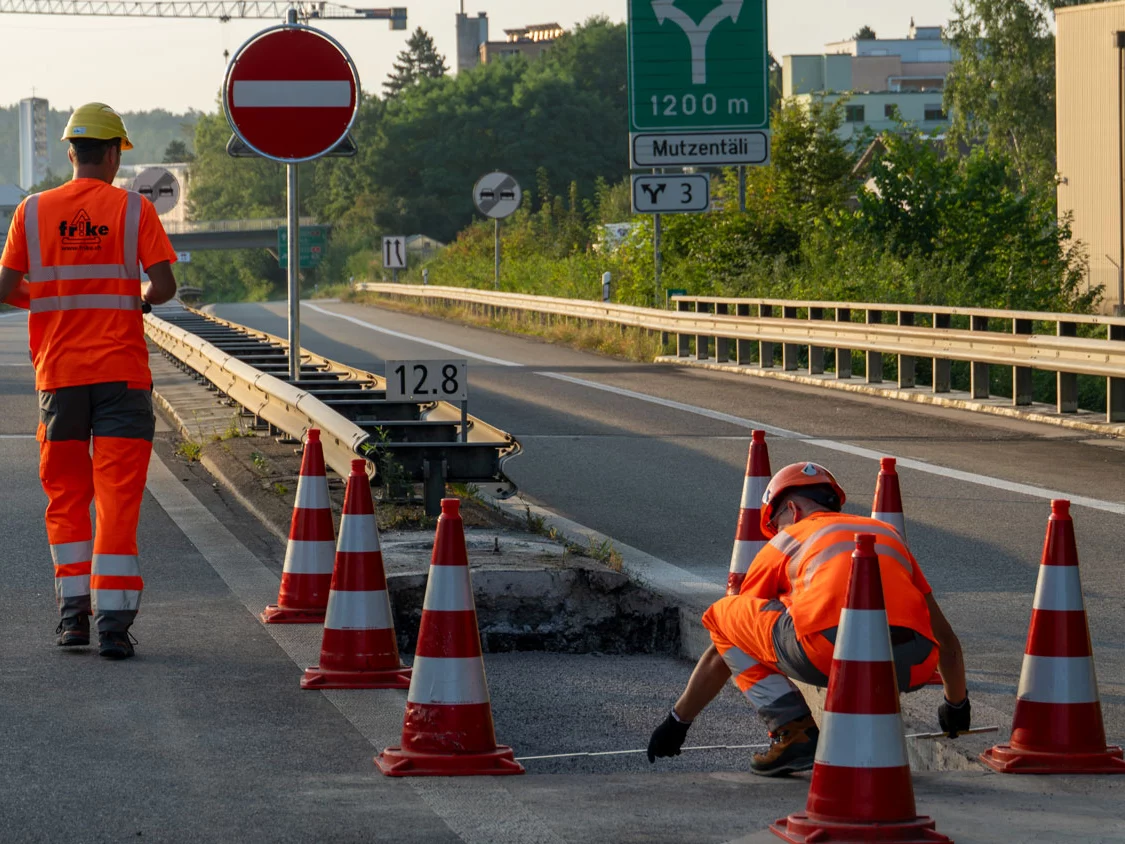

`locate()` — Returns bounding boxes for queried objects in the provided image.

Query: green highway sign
[278,226,326,270]
[628,0,770,166]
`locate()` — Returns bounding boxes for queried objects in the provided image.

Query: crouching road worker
[0,103,177,660]
[647,462,969,775]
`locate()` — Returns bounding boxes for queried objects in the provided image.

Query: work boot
[98,630,137,660]
[55,615,90,647]
[751,715,819,777]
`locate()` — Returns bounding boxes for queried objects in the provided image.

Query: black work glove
[937,696,971,738]
[141,301,152,315]
[647,711,691,763]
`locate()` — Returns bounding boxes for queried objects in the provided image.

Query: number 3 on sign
[385,360,468,402]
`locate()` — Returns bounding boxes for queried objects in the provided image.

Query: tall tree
[943,0,1057,188]
[383,28,449,98]
[163,139,193,163]
[854,25,877,40]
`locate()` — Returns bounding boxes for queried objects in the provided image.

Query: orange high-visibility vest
[14,181,154,391]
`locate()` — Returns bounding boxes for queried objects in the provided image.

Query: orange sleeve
[137,199,178,271]
[1,201,30,275]
[738,542,788,599]
[908,549,933,596]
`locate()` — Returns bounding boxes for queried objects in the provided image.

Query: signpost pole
[654,212,663,307]
[494,218,501,290]
[739,166,747,213]
[287,163,300,382]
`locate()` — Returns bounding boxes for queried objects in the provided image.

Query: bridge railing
[162,217,318,235]
[355,283,1125,424]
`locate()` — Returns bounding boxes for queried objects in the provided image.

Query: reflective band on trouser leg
[91,554,143,612]
[39,434,95,615]
[718,644,808,731]
[52,541,93,611]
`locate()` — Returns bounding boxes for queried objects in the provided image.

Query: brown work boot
[751,715,818,777]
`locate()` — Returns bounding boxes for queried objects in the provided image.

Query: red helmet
[760,462,847,538]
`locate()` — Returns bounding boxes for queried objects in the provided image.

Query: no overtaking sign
[223,25,359,163]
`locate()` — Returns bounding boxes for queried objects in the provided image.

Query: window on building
[845,104,866,123]
[924,105,947,121]
[884,104,899,119]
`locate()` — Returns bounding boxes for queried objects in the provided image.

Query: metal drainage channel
[153,306,520,514]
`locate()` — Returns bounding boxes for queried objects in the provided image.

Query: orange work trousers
[38,382,154,634]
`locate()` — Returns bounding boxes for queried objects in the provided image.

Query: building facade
[480,23,563,64]
[1056,1,1125,313]
[783,22,956,141]
[18,97,50,191]
[456,10,489,73]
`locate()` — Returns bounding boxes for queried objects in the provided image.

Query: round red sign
[223,25,359,163]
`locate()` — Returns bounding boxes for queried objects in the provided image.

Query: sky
[0,0,958,114]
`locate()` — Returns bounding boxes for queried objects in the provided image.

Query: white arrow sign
[631,174,711,214]
[651,0,744,85]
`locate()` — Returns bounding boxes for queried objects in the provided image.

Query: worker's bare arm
[673,644,732,721]
[925,592,967,703]
[143,262,177,305]
[0,265,25,304]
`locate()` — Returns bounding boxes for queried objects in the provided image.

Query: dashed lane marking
[304,303,1125,517]
[144,450,565,844]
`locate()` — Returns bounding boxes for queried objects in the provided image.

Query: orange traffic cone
[771,534,951,844]
[261,429,335,624]
[727,430,771,596]
[872,457,906,539]
[980,500,1125,774]
[375,498,524,777]
[301,459,411,690]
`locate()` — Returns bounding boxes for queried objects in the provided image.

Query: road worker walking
[647,462,969,775]
[0,103,177,660]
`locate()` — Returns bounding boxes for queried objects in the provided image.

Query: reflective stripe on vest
[24,191,143,285]
[30,294,142,314]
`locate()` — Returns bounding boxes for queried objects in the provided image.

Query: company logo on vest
[58,210,109,251]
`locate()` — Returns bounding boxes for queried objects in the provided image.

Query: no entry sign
[223,24,359,163]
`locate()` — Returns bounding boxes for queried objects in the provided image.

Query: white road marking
[303,303,1125,515]
[0,434,35,439]
[144,450,564,844]
[0,311,27,319]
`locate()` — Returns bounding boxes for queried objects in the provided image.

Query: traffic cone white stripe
[740,476,769,509]
[1017,655,1099,703]
[336,513,380,553]
[406,656,491,704]
[816,712,910,768]
[295,475,330,510]
[421,566,476,612]
[1033,565,1085,611]
[282,540,336,574]
[834,609,895,662]
[728,539,766,576]
[871,511,905,537]
[324,589,394,630]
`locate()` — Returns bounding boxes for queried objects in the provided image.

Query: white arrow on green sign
[628,0,770,167]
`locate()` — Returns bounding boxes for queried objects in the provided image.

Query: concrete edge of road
[655,356,1125,439]
[478,489,991,776]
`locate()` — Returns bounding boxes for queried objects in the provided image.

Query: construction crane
[0,0,407,26]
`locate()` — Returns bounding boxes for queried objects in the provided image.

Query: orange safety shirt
[740,511,936,658]
[0,179,177,391]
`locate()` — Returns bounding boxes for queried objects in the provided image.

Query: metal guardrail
[356,283,1125,423]
[162,217,318,235]
[145,302,520,513]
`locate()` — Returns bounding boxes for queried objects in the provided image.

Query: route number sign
[632,174,711,213]
[386,360,468,402]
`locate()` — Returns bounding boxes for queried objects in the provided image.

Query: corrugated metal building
[1056,2,1125,314]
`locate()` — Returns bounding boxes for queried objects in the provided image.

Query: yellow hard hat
[61,102,133,151]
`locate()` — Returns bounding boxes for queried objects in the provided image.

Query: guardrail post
[696,301,712,361]
[715,303,730,362]
[677,299,692,357]
[971,316,990,399]
[897,312,915,389]
[1013,319,1034,406]
[866,310,883,384]
[1109,325,1125,423]
[760,305,775,369]
[932,313,951,393]
[736,303,753,364]
[1057,322,1078,413]
[423,457,447,517]
[808,308,825,375]
[835,308,852,379]
[783,306,799,371]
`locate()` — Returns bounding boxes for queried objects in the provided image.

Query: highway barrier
[356,284,1125,425]
[144,303,520,514]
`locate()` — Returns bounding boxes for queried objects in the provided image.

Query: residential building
[480,23,563,64]
[783,21,957,141]
[1055,1,1125,314]
[18,97,50,191]
[1,183,26,236]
